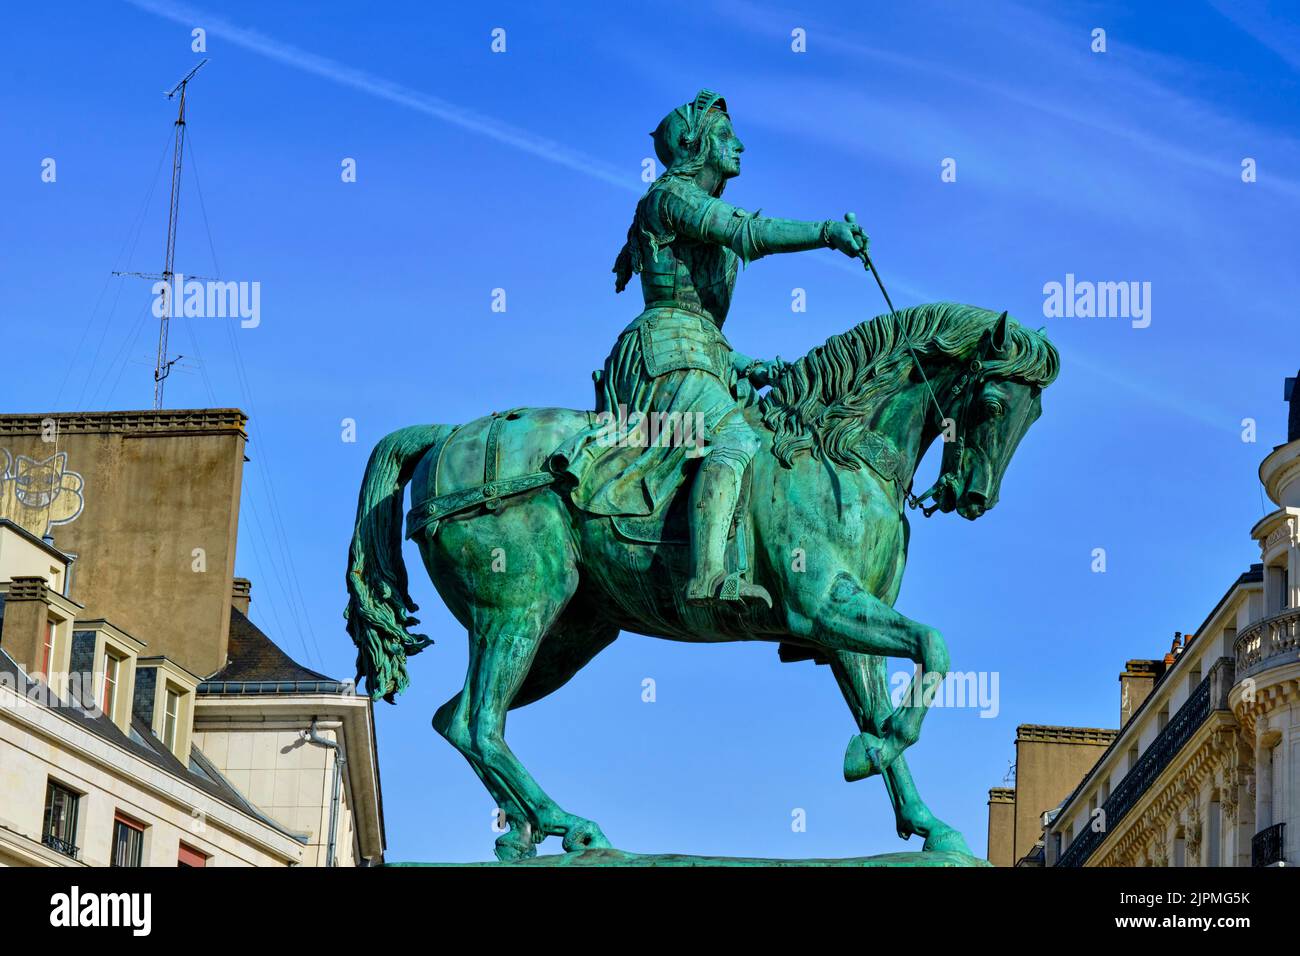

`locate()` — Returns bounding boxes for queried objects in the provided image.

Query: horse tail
[345,423,450,703]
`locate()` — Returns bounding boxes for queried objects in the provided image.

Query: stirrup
[689,572,773,610]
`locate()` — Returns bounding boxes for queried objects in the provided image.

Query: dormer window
[102,652,122,721]
[71,620,145,734]
[163,687,180,751]
[131,657,201,762]
[41,620,56,677]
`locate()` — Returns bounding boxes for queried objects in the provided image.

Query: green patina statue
[609,90,868,610]
[345,91,1059,865]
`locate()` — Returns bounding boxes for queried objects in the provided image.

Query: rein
[847,215,1006,519]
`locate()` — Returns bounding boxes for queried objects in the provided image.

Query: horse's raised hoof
[494,828,538,862]
[843,732,887,781]
[922,824,972,855]
[561,820,612,853]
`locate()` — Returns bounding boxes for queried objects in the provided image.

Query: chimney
[1119,659,1163,727]
[1163,632,1184,666]
[232,578,252,616]
[1287,373,1299,443]
[0,576,55,675]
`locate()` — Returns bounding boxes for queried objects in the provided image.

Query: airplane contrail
[122,0,640,193]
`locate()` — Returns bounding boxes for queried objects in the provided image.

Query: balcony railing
[41,832,79,860]
[1235,606,1300,676]
[1252,822,1285,867]
[1057,673,1215,868]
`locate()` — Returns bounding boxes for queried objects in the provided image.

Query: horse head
[918,310,1054,520]
[761,303,1058,519]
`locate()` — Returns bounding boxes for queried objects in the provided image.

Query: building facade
[988,374,1300,867]
[0,409,383,867]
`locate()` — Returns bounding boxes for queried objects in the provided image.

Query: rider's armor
[603,91,838,609]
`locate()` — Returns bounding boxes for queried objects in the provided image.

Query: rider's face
[709,117,745,179]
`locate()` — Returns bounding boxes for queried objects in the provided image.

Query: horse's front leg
[829,651,972,855]
[788,570,948,777]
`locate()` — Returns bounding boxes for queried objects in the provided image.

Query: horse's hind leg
[433,687,538,861]
[428,504,613,856]
[830,650,971,855]
[463,603,614,854]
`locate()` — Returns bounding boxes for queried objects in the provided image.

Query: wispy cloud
[716,0,1300,205]
[1066,346,1239,434]
[1208,0,1300,73]
[122,0,639,193]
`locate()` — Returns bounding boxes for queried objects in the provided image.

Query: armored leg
[685,417,770,608]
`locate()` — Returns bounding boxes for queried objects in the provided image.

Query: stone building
[0,409,383,866]
[987,373,1300,867]
[986,725,1117,866]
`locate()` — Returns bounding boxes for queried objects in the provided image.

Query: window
[111,813,145,867]
[42,781,79,858]
[41,620,56,677]
[178,843,208,868]
[163,688,180,750]
[102,653,121,721]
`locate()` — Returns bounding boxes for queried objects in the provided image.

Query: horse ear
[992,311,1010,352]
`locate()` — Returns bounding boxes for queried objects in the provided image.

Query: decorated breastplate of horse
[859,431,910,488]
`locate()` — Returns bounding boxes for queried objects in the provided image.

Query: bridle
[903,318,1006,518]
[843,226,1008,519]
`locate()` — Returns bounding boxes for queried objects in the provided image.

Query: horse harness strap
[905,339,997,516]
[483,409,508,509]
[405,409,557,540]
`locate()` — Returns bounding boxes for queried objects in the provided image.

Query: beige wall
[0,410,246,678]
[192,726,334,863]
[192,708,375,866]
[0,684,302,867]
[0,527,67,594]
[1014,726,1116,863]
[986,788,1015,867]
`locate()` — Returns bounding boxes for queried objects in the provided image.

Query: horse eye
[985,400,1004,418]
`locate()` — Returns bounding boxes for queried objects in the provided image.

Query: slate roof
[0,648,306,845]
[206,607,334,684]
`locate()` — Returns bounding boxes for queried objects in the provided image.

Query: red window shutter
[178,842,208,867]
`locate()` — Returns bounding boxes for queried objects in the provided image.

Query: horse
[345,302,1059,861]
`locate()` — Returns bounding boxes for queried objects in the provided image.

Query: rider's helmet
[651,90,729,170]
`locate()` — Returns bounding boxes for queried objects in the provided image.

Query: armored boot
[684,456,772,609]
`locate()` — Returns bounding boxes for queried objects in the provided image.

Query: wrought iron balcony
[41,831,79,860]
[1057,673,1214,868]
[1235,606,1300,677]
[1252,822,1285,867]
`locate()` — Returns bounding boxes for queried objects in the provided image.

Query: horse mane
[758,302,1060,469]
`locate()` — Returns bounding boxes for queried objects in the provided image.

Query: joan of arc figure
[603,89,868,609]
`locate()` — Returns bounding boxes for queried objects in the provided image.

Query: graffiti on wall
[0,449,85,539]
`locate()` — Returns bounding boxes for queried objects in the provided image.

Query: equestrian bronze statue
[345,90,1059,863]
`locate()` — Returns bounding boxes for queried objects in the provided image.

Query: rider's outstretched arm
[658,185,863,265]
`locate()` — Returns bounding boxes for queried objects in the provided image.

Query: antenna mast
[156,58,207,409]
[115,58,208,410]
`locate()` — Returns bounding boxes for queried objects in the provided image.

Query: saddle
[404,404,755,582]
[404,407,589,541]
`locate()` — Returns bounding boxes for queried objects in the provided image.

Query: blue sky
[3,0,1299,862]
